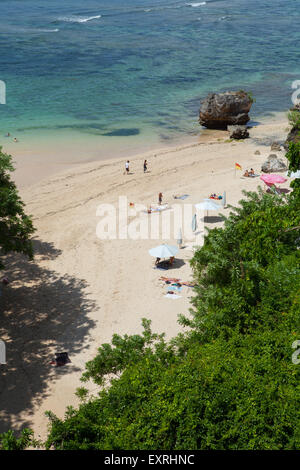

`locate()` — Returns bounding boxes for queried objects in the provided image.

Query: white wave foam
[186,2,206,7]
[38,28,59,32]
[58,15,101,24]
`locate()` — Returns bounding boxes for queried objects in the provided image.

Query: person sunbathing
[249,168,255,176]
[169,256,175,266]
[243,170,250,177]
[155,257,161,265]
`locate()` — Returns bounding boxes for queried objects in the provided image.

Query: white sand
[0,113,291,440]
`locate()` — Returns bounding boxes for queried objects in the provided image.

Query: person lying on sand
[243,170,250,177]
[155,257,161,265]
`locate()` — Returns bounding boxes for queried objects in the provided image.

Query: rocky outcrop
[199,91,253,129]
[284,107,300,150]
[270,142,282,152]
[284,126,300,150]
[261,154,287,173]
[228,125,249,140]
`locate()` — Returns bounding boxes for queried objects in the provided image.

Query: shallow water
[0,0,300,150]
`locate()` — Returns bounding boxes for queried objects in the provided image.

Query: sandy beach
[0,112,292,440]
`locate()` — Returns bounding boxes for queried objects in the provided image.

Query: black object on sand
[52,352,71,367]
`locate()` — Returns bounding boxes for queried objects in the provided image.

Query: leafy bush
[45,188,300,450]
[0,429,37,450]
[287,110,300,129]
[0,147,35,269]
[286,142,300,190]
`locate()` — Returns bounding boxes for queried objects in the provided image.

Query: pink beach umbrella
[260,174,287,193]
[260,174,287,185]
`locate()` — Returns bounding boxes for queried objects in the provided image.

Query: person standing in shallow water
[144,160,147,173]
[158,192,163,205]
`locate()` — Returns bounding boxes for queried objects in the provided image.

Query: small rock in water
[228,125,249,140]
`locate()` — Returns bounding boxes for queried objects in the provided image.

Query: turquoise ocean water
[0,0,300,150]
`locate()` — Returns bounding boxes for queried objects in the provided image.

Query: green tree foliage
[286,142,300,191]
[183,189,300,338]
[287,110,300,129]
[0,147,35,269]
[45,189,300,450]
[0,429,37,450]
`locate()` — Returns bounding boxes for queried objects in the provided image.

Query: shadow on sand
[203,215,224,224]
[266,187,291,195]
[0,239,97,434]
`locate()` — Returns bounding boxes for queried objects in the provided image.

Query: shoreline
[0,111,292,440]
[1,111,287,190]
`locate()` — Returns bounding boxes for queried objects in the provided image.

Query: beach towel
[144,204,169,214]
[165,293,182,299]
[159,276,181,283]
[181,282,197,288]
[173,194,189,200]
[167,285,182,292]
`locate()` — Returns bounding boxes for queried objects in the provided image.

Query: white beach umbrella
[195,199,220,218]
[195,199,220,217]
[149,244,179,259]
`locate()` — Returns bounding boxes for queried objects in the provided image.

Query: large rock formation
[228,125,249,140]
[261,154,287,173]
[199,91,253,129]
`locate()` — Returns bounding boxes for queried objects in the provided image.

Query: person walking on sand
[144,160,147,173]
[125,160,130,174]
[158,192,163,205]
